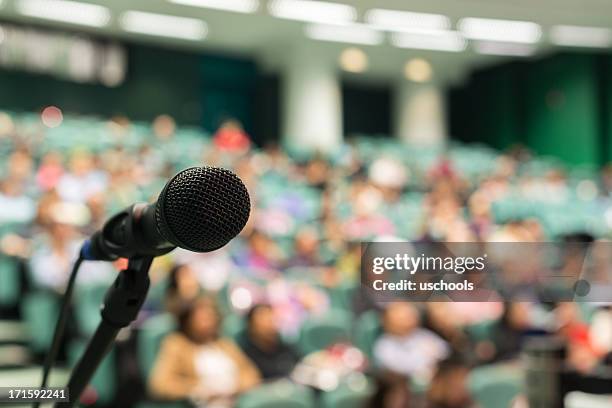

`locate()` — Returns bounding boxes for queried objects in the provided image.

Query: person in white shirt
[374,302,449,382]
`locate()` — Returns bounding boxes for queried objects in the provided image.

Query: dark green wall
[0,44,203,125]
[523,54,599,165]
[0,38,280,145]
[449,52,609,166]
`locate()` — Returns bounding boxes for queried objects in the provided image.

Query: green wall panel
[524,54,598,166]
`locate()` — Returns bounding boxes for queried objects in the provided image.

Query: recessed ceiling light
[16,0,111,27]
[169,0,259,14]
[365,8,450,31]
[392,30,466,52]
[404,58,432,82]
[339,47,368,73]
[305,23,384,45]
[459,17,541,44]
[120,11,207,40]
[269,0,356,25]
[474,41,536,57]
[550,25,612,48]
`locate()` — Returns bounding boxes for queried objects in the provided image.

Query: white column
[283,46,342,153]
[394,81,447,146]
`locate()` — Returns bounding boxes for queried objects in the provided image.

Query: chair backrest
[321,375,374,408]
[21,291,58,353]
[353,310,382,361]
[0,256,21,308]
[237,381,315,408]
[74,283,108,336]
[469,364,523,408]
[298,309,352,355]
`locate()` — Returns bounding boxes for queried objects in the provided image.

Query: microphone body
[81,203,174,261]
[80,166,251,261]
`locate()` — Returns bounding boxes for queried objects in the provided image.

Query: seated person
[373,302,449,381]
[487,302,534,363]
[238,304,299,380]
[149,296,260,407]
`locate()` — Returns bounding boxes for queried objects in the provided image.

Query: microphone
[81,166,251,261]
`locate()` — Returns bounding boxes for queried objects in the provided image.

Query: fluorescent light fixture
[120,11,207,40]
[365,8,450,31]
[550,25,612,48]
[305,23,383,45]
[392,30,466,52]
[16,0,111,27]
[474,41,536,57]
[169,0,259,14]
[459,17,541,44]
[269,0,356,25]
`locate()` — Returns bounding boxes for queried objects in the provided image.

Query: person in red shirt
[213,119,252,154]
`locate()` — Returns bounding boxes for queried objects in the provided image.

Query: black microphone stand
[54,256,153,408]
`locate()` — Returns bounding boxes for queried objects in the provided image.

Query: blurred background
[0,0,611,407]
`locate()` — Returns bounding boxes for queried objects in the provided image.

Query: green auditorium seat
[298,309,352,355]
[69,340,116,406]
[464,320,496,343]
[354,310,382,361]
[137,313,176,381]
[74,283,108,336]
[321,375,374,408]
[21,291,59,354]
[469,364,522,408]
[0,256,21,308]
[237,380,315,408]
[324,282,356,310]
[222,312,245,341]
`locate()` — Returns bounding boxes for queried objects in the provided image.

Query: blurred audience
[0,110,611,406]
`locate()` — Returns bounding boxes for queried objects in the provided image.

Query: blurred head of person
[292,227,320,265]
[0,111,15,137]
[178,296,221,344]
[501,302,531,331]
[382,302,420,337]
[166,264,201,314]
[107,115,131,137]
[304,157,329,189]
[152,114,176,140]
[8,149,34,181]
[246,304,279,348]
[36,151,64,191]
[426,357,473,408]
[243,230,283,270]
[0,177,26,197]
[213,118,251,153]
[68,150,94,177]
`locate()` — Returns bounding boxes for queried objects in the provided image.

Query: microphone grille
[156,166,251,252]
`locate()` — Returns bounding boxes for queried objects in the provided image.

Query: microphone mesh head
[156,166,250,252]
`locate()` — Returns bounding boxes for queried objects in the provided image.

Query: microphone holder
[54,256,153,408]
